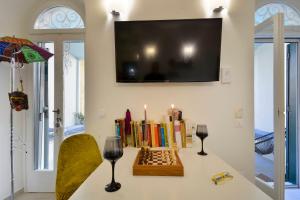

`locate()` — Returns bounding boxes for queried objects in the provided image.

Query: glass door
[25,37,85,192]
[25,41,58,192]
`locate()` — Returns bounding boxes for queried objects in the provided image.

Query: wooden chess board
[133,148,184,176]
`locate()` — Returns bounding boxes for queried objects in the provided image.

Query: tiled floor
[16,193,55,200]
[286,189,300,200]
[255,153,274,181]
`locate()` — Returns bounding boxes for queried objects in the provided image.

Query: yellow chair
[56,134,102,200]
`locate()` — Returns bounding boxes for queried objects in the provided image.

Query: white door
[254,14,285,200]
[25,35,85,192]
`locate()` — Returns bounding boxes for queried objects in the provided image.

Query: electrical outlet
[235,119,243,128]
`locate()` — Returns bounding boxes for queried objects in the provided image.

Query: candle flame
[144,104,147,109]
[171,104,175,109]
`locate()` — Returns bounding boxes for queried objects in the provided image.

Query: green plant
[74,112,85,125]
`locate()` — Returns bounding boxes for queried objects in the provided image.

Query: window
[255,3,300,26]
[34,6,84,29]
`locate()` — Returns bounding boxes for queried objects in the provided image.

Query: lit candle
[144,104,147,122]
[171,104,175,110]
[171,104,175,119]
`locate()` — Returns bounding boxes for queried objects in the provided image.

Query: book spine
[157,124,161,147]
[180,120,187,148]
[131,122,136,147]
[150,122,156,147]
[163,123,169,147]
[138,122,143,147]
[174,120,182,148]
[134,122,139,147]
[121,120,127,147]
[160,126,165,147]
[147,124,151,147]
[154,124,159,147]
[169,120,174,146]
[115,120,120,137]
[118,119,122,146]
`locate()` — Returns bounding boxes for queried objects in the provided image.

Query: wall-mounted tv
[114,18,223,83]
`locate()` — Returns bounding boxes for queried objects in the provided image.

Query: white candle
[171,104,175,119]
[144,104,147,122]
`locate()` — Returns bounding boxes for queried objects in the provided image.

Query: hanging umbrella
[0,36,53,200]
[0,36,53,64]
[0,36,54,111]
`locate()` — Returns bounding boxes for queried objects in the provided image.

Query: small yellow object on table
[211,171,233,185]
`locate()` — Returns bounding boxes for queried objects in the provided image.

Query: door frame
[25,32,84,192]
[285,41,299,187]
[254,13,286,200]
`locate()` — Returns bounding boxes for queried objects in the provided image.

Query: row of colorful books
[115,119,188,148]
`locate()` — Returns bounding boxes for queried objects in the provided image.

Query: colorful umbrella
[0,36,54,111]
[0,36,53,64]
[1,36,54,200]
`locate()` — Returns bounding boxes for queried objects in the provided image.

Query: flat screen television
[114,18,223,82]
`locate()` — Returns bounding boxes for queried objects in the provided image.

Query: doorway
[254,40,299,188]
[25,38,85,192]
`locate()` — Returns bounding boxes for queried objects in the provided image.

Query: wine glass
[196,125,208,156]
[103,136,123,192]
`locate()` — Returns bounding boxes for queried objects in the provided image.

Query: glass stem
[201,139,204,152]
[111,160,116,184]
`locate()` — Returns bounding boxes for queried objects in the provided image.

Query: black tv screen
[114,18,223,82]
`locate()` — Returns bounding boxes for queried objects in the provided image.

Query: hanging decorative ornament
[9,80,28,111]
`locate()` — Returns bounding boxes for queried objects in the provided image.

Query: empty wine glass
[196,125,208,156]
[103,136,123,192]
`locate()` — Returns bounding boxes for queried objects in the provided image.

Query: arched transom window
[255,3,300,26]
[34,6,84,29]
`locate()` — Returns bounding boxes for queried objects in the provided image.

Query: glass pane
[254,42,275,187]
[255,3,300,26]
[34,42,55,170]
[285,43,298,186]
[63,41,85,137]
[34,6,84,29]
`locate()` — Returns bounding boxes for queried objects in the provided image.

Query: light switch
[221,68,231,84]
[99,109,106,118]
[234,108,243,119]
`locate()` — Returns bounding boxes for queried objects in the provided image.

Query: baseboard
[3,188,24,200]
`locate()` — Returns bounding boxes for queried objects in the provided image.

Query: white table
[70,147,272,200]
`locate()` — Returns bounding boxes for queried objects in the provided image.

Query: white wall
[0,0,38,198]
[84,0,255,181]
[0,63,25,200]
